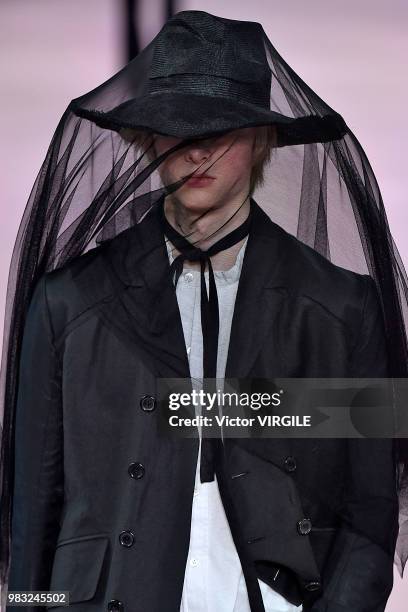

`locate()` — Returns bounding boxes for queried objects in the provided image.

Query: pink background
[1,0,407,607]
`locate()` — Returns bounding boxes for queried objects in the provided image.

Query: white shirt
[165,236,303,612]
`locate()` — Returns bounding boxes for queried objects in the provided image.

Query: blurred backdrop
[1,1,407,608]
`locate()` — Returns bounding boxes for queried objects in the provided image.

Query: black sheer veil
[1,8,408,593]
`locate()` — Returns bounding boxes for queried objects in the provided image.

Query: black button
[304,581,321,591]
[128,462,145,479]
[119,530,135,547]
[297,518,312,535]
[284,455,297,472]
[140,395,156,411]
[107,600,124,611]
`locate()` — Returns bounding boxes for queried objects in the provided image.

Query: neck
[163,193,251,271]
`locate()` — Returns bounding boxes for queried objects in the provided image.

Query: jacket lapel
[225,200,290,379]
[107,197,291,380]
[106,201,190,379]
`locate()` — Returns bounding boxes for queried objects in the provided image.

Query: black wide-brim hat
[69,10,348,147]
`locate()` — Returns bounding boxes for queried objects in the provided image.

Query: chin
[172,189,219,213]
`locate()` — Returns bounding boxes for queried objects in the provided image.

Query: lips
[184,174,215,188]
[183,172,214,179]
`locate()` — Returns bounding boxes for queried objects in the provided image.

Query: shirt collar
[165,235,248,286]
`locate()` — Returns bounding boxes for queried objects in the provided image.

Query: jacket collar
[108,196,289,287]
[107,196,291,379]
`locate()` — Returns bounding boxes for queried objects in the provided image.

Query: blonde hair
[119,124,278,196]
[249,124,277,195]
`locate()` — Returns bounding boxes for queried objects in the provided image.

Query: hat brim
[70,92,348,147]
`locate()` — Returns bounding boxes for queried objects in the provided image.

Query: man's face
[152,127,258,213]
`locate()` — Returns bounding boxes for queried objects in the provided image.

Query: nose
[184,144,212,165]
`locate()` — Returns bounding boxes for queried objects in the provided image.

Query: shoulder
[264,218,380,334]
[38,233,127,341]
[284,227,370,299]
[253,200,371,313]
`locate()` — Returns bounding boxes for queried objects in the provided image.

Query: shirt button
[187,346,191,355]
[184,272,194,283]
[190,557,199,567]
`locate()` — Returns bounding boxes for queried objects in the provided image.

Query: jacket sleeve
[311,275,399,612]
[6,274,64,612]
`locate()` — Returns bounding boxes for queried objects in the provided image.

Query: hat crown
[149,10,268,85]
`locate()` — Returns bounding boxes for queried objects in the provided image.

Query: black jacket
[6,200,399,612]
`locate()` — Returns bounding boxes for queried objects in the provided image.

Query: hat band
[147,73,271,109]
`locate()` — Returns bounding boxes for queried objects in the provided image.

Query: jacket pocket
[46,533,109,608]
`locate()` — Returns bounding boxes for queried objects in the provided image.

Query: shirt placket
[178,268,209,612]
